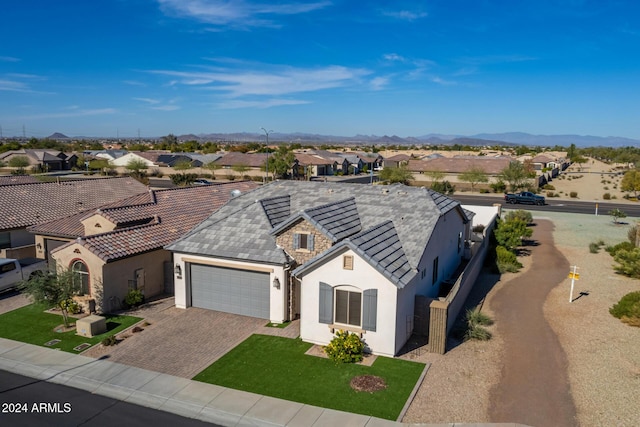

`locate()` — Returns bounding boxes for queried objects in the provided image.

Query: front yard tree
[19,268,79,328]
[266,146,295,179]
[499,161,532,192]
[204,160,219,179]
[494,217,533,252]
[458,167,488,191]
[172,159,196,186]
[126,158,148,184]
[379,165,413,185]
[621,170,640,198]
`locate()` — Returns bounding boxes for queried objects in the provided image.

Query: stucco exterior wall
[275,219,332,265]
[415,209,466,298]
[101,249,171,312]
[172,252,288,323]
[298,248,400,357]
[81,214,117,236]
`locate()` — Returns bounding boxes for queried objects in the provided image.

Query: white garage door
[189,264,270,319]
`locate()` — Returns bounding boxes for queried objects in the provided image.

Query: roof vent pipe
[230,189,242,198]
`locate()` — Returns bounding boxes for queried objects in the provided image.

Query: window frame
[71,260,90,295]
[334,288,362,328]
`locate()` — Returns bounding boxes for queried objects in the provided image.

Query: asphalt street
[0,370,219,427]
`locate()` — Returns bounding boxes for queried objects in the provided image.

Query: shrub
[609,291,640,326]
[496,245,522,273]
[324,330,365,363]
[589,242,600,253]
[546,191,556,198]
[431,180,455,195]
[570,191,578,198]
[628,225,639,246]
[542,184,555,190]
[603,193,611,200]
[102,335,117,346]
[463,309,493,341]
[472,224,485,233]
[60,298,82,315]
[606,241,635,256]
[612,247,640,278]
[226,174,236,181]
[504,209,533,225]
[490,180,506,193]
[124,288,144,308]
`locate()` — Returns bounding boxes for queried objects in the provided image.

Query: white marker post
[595,203,598,216]
[568,265,579,302]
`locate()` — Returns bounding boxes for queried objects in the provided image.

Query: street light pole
[261,127,273,183]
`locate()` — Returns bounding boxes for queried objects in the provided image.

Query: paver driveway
[82,299,299,379]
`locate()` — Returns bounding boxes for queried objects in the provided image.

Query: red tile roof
[45,181,259,262]
[0,177,149,231]
[215,152,268,168]
[0,175,40,186]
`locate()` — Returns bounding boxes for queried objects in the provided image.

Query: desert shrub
[490,180,507,193]
[431,180,455,195]
[589,242,600,253]
[60,298,82,315]
[609,291,640,326]
[543,184,555,190]
[546,191,556,197]
[496,245,522,273]
[504,209,533,224]
[464,309,493,341]
[324,330,365,363]
[612,247,640,278]
[607,241,635,256]
[603,186,609,190]
[102,336,117,346]
[226,174,236,181]
[124,288,144,307]
[603,193,611,200]
[627,225,639,246]
[479,188,490,194]
[149,168,163,178]
[570,191,578,198]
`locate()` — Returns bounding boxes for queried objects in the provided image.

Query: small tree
[126,158,149,184]
[204,160,220,179]
[232,163,250,179]
[172,159,197,186]
[379,165,413,184]
[499,161,532,192]
[458,167,488,191]
[8,156,30,174]
[621,170,640,198]
[19,268,81,328]
[609,208,627,224]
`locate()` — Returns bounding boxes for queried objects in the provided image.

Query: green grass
[0,303,142,352]
[193,334,425,420]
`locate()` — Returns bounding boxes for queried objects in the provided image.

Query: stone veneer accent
[275,219,333,265]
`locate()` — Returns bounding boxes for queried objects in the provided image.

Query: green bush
[609,291,640,326]
[463,309,493,341]
[603,192,611,200]
[570,191,578,198]
[504,209,533,224]
[589,242,600,253]
[606,241,635,256]
[496,245,522,273]
[324,330,365,363]
[612,247,640,278]
[431,180,455,195]
[124,289,144,308]
[490,180,507,193]
[542,184,555,190]
[60,298,82,315]
[102,335,118,346]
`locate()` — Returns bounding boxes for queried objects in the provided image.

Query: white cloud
[430,76,457,86]
[133,97,161,104]
[383,53,406,62]
[157,0,331,28]
[218,98,310,109]
[148,64,370,98]
[370,76,389,90]
[0,78,31,92]
[152,105,181,111]
[124,80,148,87]
[0,56,20,62]
[16,108,116,120]
[382,9,428,21]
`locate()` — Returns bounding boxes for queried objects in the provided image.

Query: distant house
[0,177,149,259]
[293,153,337,177]
[110,152,161,168]
[29,181,258,313]
[167,181,474,357]
[382,154,412,169]
[214,152,268,172]
[0,149,77,172]
[83,150,128,162]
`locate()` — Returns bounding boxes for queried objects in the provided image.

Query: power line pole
[22,124,26,139]
[261,127,273,183]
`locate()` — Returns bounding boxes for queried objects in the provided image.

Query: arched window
[71,260,90,295]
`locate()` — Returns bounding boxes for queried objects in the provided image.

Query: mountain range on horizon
[41,131,640,148]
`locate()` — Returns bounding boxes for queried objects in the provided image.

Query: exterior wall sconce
[174,264,182,279]
[36,243,42,250]
[272,277,280,289]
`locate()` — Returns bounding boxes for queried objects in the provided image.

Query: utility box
[76,315,107,338]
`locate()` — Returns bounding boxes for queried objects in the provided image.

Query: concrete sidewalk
[0,338,527,427]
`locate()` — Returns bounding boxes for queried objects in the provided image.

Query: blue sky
[1,0,639,139]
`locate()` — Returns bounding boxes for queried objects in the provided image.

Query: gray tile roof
[0,177,149,231]
[168,181,468,286]
[260,195,291,227]
[270,197,362,243]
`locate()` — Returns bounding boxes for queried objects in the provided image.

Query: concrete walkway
[0,337,530,427]
[488,220,578,426]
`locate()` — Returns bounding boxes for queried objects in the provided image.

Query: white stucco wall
[297,248,400,357]
[172,252,287,323]
[462,204,501,230]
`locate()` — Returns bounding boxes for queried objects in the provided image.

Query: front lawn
[0,303,142,353]
[193,334,425,420]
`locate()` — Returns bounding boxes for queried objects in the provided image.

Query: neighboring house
[382,154,412,169]
[110,152,161,168]
[214,152,268,171]
[167,181,472,357]
[293,153,337,178]
[0,149,77,171]
[29,181,258,313]
[0,177,149,259]
[83,150,128,162]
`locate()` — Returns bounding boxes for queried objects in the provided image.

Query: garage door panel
[190,264,270,319]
